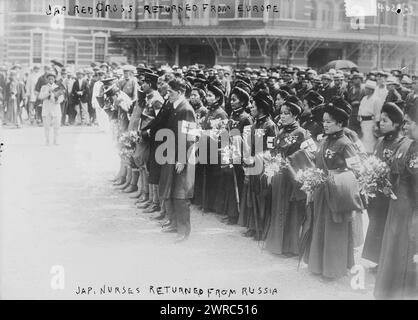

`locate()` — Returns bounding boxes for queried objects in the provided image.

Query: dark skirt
[265,170,306,255]
[374,183,417,299]
[238,178,252,228]
[214,165,244,219]
[308,184,355,279]
[238,174,271,238]
[202,164,223,212]
[362,195,390,264]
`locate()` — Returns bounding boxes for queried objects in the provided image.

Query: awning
[113,27,417,44]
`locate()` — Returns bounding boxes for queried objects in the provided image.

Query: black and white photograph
[0,0,417,304]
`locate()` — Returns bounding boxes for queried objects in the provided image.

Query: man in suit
[86,67,96,125]
[159,79,196,243]
[56,68,69,126]
[26,64,42,125]
[71,69,90,125]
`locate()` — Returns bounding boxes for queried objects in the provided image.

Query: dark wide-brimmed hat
[207,82,225,102]
[281,101,302,117]
[286,95,304,111]
[234,79,252,93]
[194,73,207,84]
[45,71,57,79]
[275,89,291,101]
[323,97,352,121]
[144,72,159,87]
[253,90,274,116]
[136,67,154,75]
[311,104,326,122]
[381,102,404,125]
[303,90,324,108]
[231,86,250,106]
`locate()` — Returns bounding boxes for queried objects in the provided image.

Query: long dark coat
[264,123,309,255]
[214,108,253,219]
[200,105,228,211]
[374,139,418,300]
[238,114,278,238]
[308,130,359,279]
[362,132,406,264]
[159,99,196,200]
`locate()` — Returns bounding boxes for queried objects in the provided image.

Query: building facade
[0,0,136,69]
[1,0,417,73]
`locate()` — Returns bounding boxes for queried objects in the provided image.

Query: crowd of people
[1,60,417,299]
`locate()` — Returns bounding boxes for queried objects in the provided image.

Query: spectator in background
[373,71,389,111]
[38,72,63,145]
[347,73,365,134]
[26,64,42,125]
[71,69,90,125]
[65,71,76,125]
[217,67,231,98]
[34,65,53,126]
[85,67,96,126]
[358,80,380,154]
[385,76,403,107]
[6,70,19,127]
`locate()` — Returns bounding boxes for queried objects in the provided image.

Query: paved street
[0,126,374,299]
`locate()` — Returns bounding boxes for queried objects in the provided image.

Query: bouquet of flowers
[262,151,287,184]
[209,118,229,137]
[118,130,139,160]
[355,155,397,200]
[220,143,241,168]
[295,168,327,194]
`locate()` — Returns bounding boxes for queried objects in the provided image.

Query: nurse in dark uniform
[308,99,363,279]
[264,100,310,255]
[200,81,228,212]
[362,103,407,269]
[214,86,253,224]
[374,103,418,299]
[238,90,278,240]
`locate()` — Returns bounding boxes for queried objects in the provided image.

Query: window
[311,0,317,21]
[68,0,77,16]
[144,0,159,20]
[281,0,295,19]
[375,1,388,25]
[412,15,418,34]
[122,0,135,19]
[236,0,251,19]
[14,0,31,12]
[31,0,45,13]
[32,32,43,64]
[94,0,108,18]
[65,39,77,65]
[94,36,106,62]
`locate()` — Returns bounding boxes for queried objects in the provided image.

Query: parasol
[322,60,358,72]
